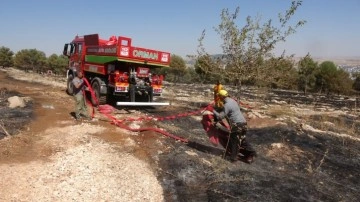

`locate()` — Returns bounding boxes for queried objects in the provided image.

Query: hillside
[0,68,359,201]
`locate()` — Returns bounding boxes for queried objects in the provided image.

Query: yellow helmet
[218,89,228,97]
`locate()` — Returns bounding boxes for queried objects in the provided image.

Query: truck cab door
[63,43,75,57]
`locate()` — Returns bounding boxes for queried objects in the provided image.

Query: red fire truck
[63,34,170,106]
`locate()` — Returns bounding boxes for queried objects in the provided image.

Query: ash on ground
[0,87,33,139]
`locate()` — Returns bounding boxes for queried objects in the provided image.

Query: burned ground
[149,85,360,201]
[152,99,360,201]
[0,68,359,201]
[0,85,33,139]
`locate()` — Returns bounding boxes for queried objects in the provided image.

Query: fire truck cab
[63,34,170,106]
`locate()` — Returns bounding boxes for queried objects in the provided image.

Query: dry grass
[312,114,358,137]
[267,105,297,118]
[0,121,11,136]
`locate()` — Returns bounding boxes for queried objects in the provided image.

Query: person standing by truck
[72,71,91,120]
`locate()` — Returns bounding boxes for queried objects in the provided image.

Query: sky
[1,0,359,59]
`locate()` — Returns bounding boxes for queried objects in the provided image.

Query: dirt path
[0,69,164,201]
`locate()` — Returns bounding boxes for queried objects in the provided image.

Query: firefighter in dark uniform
[213,90,256,163]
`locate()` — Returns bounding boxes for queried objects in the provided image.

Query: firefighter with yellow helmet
[213,89,256,163]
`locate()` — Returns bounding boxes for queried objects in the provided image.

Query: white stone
[7,96,26,108]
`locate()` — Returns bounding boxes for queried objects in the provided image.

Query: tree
[315,61,338,94]
[194,54,223,83]
[14,49,46,72]
[181,68,201,84]
[47,54,68,75]
[313,61,353,96]
[262,56,298,89]
[353,72,360,92]
[194,1,306,90]
[169,54,187,83]
[297,53,318,94]
[0,46,14,68]
[332,68,353,95]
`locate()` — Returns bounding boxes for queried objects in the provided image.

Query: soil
[0,68,359,202]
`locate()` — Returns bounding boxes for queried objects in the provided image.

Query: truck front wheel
[91,80,107,106]
[66,75,74,95]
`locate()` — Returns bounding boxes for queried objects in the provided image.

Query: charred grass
[152,87,360,201]
[0,88,33,139]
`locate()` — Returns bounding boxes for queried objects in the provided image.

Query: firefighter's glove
[81,84,87,91]
[212,110,221,122]
[80,81,87,90]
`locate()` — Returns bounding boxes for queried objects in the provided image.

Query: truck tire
[91,80,107,106]
[148,87,153,102]
[66,75,74,95]
[129,84,136,102]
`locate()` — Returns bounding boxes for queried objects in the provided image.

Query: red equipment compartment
[136,67,150,78]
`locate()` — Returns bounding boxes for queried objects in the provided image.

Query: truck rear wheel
[91,81,107,106]
[66,75,74,95]
[129,84,136,102]
[148,87,153,102]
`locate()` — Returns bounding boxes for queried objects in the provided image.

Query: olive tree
[353,72,360,92]
[297,53,318,95]
[194,1,306,94]
[315,61,353,95]
[194,54,223,84]
[14,49,46,72]
[264,56,298,89]
[0,46,14,68]
[47,54,68,75]
[332,68,353,95]
[168,54,187,83]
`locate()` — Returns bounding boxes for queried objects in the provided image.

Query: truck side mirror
[63,44,69,56]
[63,43,75,57]
[70,44,75,55]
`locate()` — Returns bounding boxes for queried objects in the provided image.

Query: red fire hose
[82,78,189,143]
[82,78,250,144]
